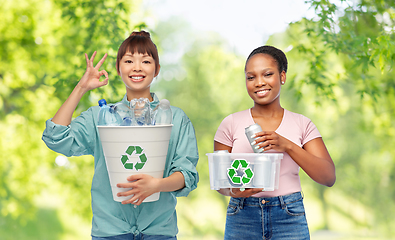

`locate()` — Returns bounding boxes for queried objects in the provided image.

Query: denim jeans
[92,233,176,240]
[224,192,310,240]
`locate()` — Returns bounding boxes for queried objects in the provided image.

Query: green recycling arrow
[120,145,147,171]
[227,159,254,185]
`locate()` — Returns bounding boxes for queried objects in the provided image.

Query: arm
[116,172,185,205]
[255,132,336,187]
[52,51,108,126]
[214,141,264,197]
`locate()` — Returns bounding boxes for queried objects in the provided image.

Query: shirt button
[261,200,266,204]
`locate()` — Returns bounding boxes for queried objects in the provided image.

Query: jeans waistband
[230,191,304,209]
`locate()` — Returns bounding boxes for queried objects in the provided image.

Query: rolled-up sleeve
[167,110,199,197]
[42,107,96,157]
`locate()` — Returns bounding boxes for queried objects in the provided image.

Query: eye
[143,60,151,64]
[246,76,254,80]
[264,73,274,77]
[125,60,132,63]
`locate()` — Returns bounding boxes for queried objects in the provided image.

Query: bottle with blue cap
[97,99,122,126]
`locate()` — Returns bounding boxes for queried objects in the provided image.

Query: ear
[280,71,286,85]
[155,64,161,77]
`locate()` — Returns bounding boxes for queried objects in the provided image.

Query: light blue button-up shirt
[42,93,199,237]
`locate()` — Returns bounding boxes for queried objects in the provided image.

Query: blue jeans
[92,233,176,240]
[224,192,310,240]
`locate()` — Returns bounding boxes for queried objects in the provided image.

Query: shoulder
[170,106,193,127]
[222,109,250,123]
[171,106,189,119]
[284,109,314,125]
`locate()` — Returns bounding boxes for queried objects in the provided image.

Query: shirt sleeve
[301,116,322,146]
[42,107,97,157]
[214,114,234,147]
[167,109,199,197]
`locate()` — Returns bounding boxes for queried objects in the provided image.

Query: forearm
[52,85,86,126]
[286,141,336,187]
[159,171,186,192]
[217,188,231,196]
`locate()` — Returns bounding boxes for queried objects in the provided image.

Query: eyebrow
[246,68,274,74]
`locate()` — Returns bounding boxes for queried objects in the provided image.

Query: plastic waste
[153,99,172,125]
[97,99,123,126]
[130,98,152,126]
[114,102,137,126]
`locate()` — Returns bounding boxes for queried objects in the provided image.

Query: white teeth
[131,76,144,80]
[257,90,269,94]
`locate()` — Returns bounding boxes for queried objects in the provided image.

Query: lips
[129,75,145,82]
[255,89,270,97]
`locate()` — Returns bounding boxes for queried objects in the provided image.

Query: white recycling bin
[98,125,172,202]
[206,152,283,191]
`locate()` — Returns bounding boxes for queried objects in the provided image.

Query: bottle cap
[98,99,107,107]
[159,99,170,109]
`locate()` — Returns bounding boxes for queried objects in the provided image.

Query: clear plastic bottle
[153,99,172,125]
[97,99,122,126]
[114,102,136,126]
[130,98,151,126]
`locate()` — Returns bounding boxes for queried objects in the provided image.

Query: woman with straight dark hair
[43,31,199,240]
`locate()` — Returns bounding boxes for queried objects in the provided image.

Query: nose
[133,62,142,72]
[255,76,266,87]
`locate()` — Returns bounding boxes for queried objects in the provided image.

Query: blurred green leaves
[1,0,395,239]
[0,0,140,236]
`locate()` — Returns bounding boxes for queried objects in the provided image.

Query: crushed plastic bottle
[153,99,172,125]
[97,99,123,126]
[114,102,137,126]
[130,98,152,126]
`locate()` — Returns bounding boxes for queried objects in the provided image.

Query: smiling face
[118,52,160,100]
[245,53,286,107]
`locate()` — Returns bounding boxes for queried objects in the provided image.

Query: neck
[251,101,283,118]
[126,89,153,102]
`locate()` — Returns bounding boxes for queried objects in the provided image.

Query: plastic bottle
[130,98,151,126]
[114,102,137,126]
[153,99,172,125]
[97,99,122,126]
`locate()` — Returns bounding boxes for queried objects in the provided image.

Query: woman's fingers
[95,53,108,69]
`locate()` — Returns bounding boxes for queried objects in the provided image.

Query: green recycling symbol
[120,146,147,171]
[227,159,254,185]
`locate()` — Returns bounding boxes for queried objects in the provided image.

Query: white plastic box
[98,125,172,202]
[206,152,283,191]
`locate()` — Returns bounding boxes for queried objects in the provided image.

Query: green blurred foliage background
[1,0,395,239]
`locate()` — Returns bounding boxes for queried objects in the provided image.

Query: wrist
[73,84,89,97]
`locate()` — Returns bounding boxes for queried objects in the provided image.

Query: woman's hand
[77,51,109,93]
[117,174,161,206]
[218,188,263,198]
[254,131,336,187]
[253,131,293,152]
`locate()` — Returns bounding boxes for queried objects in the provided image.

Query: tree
[267,0,395,236]
[0,0,141,238]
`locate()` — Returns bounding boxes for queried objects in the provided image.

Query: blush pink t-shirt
[214,108,321,197]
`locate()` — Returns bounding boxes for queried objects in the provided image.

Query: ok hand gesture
[77,51,109,93]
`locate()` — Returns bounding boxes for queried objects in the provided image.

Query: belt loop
[239,198,245,209]
[279,195,286,209]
